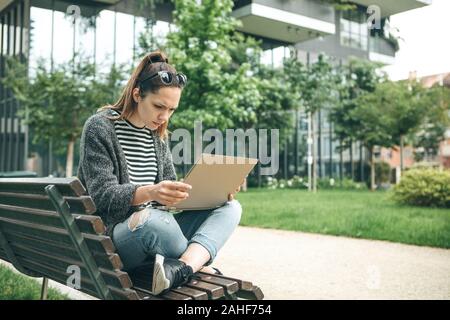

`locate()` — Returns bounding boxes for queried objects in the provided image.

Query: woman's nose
[159,111,170,122]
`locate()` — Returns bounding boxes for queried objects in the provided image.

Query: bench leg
[40,277,48,300]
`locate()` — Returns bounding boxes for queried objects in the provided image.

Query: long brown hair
[98,50,183,140]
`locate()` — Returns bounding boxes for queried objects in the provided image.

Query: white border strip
[233,3,335,35]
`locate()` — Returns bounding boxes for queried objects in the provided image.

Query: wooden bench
[0,177,264,300]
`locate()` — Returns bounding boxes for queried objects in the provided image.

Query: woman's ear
[132,87,141,103]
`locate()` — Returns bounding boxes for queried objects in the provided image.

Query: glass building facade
[0,0,28,172]
[1,0,172,175]
[340,5,369,51]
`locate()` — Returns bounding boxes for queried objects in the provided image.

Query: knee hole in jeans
[128,209,151,232]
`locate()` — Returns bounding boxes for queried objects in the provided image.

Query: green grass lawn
[0,264,69,300]
[236,189,450,249]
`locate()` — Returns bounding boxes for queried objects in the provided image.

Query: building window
[29,6,53,73]
[260,45,289,68]
[115,12,134,66]
[95,10,115,74]
[53,10,75,65]
[340,7,368,51]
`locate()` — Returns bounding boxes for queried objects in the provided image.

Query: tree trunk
[339,139,343,185]
[242,178,247,192]
[66,136,75,177]
[370,146,376,191]
[400,134,404,175]
[350,139,354,181]
[312,111,317,193]
[307,112,312,192]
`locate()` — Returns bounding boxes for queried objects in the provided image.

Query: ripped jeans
[112,200,242,271]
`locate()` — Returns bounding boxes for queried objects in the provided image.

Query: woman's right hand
[148,180,192,206]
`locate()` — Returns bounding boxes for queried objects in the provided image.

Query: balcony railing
[369,35,397,57]
[232,0,336,44]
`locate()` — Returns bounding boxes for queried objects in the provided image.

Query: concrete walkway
[1,226,449,300]
[213,226,450,300]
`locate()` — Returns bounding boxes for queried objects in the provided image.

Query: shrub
[317,178,335,189]
[317,177,367,190]
[264,176,366,190]
[392,168,450,208]
[339,178,367,190]
[375,161,391,185]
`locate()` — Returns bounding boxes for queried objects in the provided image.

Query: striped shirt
[112,110,157,207]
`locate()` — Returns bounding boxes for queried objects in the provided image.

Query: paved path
[2,226,449,300]
[213,226,450,300]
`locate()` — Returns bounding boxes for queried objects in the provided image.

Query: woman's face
[132,86,181,130]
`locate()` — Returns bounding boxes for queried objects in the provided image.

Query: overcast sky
[383,0,450,80]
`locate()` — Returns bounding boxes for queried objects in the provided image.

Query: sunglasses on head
[139,71,187,87]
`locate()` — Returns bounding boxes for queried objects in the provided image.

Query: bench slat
[0,217,115,255]
[195,272,239,295]
[204,273,254,290]
[0,178,87,197]
[171,286,209,300]
[2,232,122,270]
[0,193,96,215]
[160,291,193,300]
[236,285,264,300]
[131,284,193,300]
[135,290,164,300]
[0,206,105,235]
[185,278,225,299]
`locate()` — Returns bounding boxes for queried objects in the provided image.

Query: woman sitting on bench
[77,50,242,295]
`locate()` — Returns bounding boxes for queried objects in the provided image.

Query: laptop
[155,153,258,212]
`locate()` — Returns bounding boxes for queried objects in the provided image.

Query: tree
[284,54,339,192]
[352,80,430,188]
[353,85,395,190]
[2,56,127,177]
[157,0,261,133]
[319,0,357,10]
[384,81,429,173]
[411,84,450,161]
[330,58,386,181]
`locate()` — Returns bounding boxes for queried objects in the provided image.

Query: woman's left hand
[228,179,244,201]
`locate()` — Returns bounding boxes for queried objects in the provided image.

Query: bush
[263,176,366,190]
[375,161,391,185]
[317,177,367,190]
[339,178,368,190]
[392,169,450,208]
[317,178,335,189]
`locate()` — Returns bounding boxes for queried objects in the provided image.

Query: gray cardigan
[77,109,177,236]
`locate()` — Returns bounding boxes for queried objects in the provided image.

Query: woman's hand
[149,180,192,206]
[228,179,244,201]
